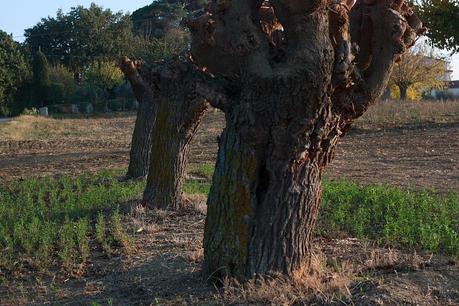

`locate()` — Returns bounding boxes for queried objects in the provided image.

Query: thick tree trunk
[124,0,424,281]
[125,100,155,179]
[203,76,341,279]
[143,96,208,210]
[121,58,212,210]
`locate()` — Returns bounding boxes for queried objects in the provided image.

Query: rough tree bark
[120,57,224,210]
[122,60,156,180]
[185,0,425,279]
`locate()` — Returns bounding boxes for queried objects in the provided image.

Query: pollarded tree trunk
[120,57,219,210]
[186,0,425,279]
[143,90,208,210]
[125,99,156,179]
[203,78,339,278]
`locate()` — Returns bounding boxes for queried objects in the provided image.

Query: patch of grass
[0,114,133,142]
[95,213,113,257]
[188,163,215,179]
[318,180,459,255]
[111,208,135,254]
[221,251,354,305]
[0,171,144,274]
[184,179,211,195]
[188,164,459,256]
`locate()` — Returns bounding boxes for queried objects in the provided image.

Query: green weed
[184,180,211,195]
[318,180,459,255]
[95,213,113,257]
[111,208,134,254]
[0,171,144,273]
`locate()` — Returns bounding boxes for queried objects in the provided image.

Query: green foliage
[0,172,144,273]
[417,0,459,52]
[132,0,188,40]
[32,49,50,106]
[24,4,136,70]
[0,30,30,115]
[318,180,459,255]
[186,163,459,256]
[49,64,78,103]
[86,61,124,95]
[96,213,113,257]
[131,0,195,62]
[111,208,134,254]
[184,179,211,195]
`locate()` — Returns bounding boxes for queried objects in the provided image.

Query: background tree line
[0,0,457,116]
[0,0,208,116]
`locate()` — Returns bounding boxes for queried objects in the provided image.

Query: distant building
[429,80,459,99]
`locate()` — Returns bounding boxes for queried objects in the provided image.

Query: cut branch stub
[187,0,271,77]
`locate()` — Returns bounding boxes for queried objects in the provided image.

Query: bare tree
[390,45,447,100]
[123,0,424,279]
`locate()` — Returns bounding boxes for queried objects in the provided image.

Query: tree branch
[185,0,272,77]
[195,78,230,111]
[332,0,425,122]
[120,56,156,104]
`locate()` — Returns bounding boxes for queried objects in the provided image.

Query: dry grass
[363,248,433,272]
[2,100,457,142]
[0,114,134,142]
[221,252,354,305]
[356,99,459,129]
[129,204,159,235]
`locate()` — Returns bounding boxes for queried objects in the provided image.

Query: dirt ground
[0,111,457,192]
[1,204,458,305]
[0,109,458,305]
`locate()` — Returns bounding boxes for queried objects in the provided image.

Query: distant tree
[48,64,78,104]
[132,0,188,40]
[390,45,448,100]
[86,61,124,108]
[0,30,29,115]
[25,4,136,71]
[417,0,459,52]
[32,49,50,107]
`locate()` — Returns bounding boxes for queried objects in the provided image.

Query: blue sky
[0,0,151,40]
[1,0,459,80]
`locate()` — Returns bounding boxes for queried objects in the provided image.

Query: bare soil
[0,111,457,192]
[1,204,458,305]
[0,109,458,305]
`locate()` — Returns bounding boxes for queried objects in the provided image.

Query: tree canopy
[132,0,188,40]
[0,30,29,115]
[417,0,459,52]
[24,4,136,70]
[390,45,448,100]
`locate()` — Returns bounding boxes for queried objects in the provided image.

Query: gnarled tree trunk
[186,0,425,279]
[121,57,217,210]
[121,60,157,180]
